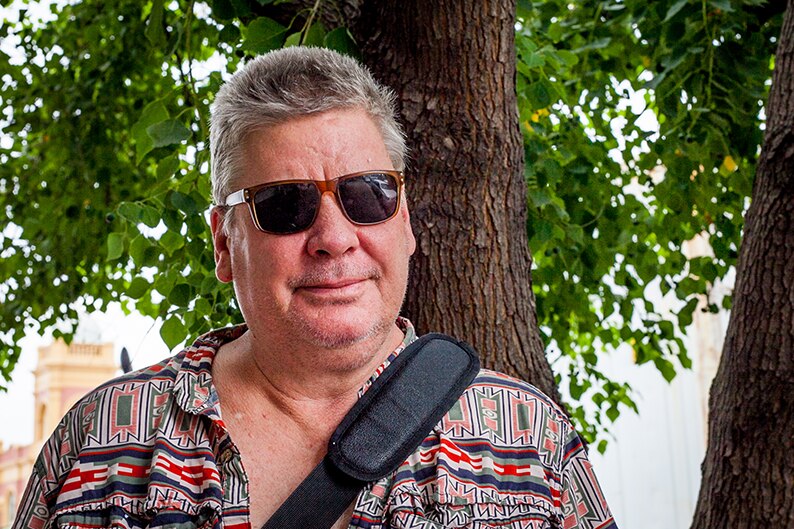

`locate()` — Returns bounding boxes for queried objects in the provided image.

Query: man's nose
[305,192,360,257]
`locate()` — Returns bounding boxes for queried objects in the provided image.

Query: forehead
[239,108,392,187]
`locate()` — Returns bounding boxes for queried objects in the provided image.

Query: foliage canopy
[516,0,781,443]
[0,0,783,445]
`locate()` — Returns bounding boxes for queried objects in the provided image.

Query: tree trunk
[691,2,794,527]
[350,1,558,400]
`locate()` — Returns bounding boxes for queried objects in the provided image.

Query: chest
[221,407,354,529]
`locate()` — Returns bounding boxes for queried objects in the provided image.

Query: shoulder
[48,324,244,440]
[29,327,244,510]
[21,328,251,525]
[376,369,580,527]
[32,352,185,488]
[57,350,185,436]
[465,368,568,418]
[445,368,575,448]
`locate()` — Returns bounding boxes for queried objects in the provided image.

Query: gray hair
[210,46,407,213]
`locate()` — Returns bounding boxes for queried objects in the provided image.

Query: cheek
[229,237,303,296]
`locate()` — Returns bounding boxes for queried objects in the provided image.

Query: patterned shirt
[14,319,616,529]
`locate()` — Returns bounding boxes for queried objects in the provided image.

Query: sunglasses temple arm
[224,189,247,207]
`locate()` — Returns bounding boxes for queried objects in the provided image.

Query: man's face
[211,108,416,357]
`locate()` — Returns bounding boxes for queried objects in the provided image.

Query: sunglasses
[222,170,404,234]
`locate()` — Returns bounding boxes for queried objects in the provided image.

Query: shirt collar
[172,324,247,418]
[358,317,416,397]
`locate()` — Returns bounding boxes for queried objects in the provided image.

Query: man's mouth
[299,277,368,291]
[290,265,380,294]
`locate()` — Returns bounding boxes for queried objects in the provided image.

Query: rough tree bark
[348,1,558,400]
[691,2,794,527]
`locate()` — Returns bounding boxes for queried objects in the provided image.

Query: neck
[213,323,405,433]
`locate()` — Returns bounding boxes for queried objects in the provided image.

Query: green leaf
[677,296,699,328]
[663,0,689,22]
[529,188,552,208]
[140,205,161,228]
[211,0,236,21]
[573,37,612,53]
[129,236,149,265]
[168,283,192,307]
[147,120,191,148]
[118,202,160,229]
[201,276,218,294]
[516,61,534,81]
[596,439,608,455]
[541,158,563,185]
[288,23,328,48]
[219,23,241,44]
[569,379,585,400]
[107,233,124,261]
[527,81,552,109]
[170,191,198,214]
[678,349,693,369]
[722,295,733,310]
[547,23,563,43]
[708,0,734,12]
[658,320,675,338]
[127,277,151,299]
[132,101,169,163]
[157,154,181,181]
[528,219,554,247]
[154,271,177,297]
[162,207,183,232]
[160,230,184,255]
[230,0,252,18]
[242,17,287,54]
[323,27,357,57]
[197,170,212,198]
[654,357,677,382]
[145,0,166,46]
[284,32,302,48]
[186,214,208,236]
[195,297,212,315]
[556,49,579,67]
[160,314,188,350]
[118,202,143,223]
[524,52,545,69]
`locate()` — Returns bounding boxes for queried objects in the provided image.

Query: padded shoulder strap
[262,333,480,529]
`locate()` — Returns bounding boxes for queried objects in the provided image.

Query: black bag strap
[262,333,480,529]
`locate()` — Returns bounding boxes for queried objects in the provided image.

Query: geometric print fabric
[13,319,616,529]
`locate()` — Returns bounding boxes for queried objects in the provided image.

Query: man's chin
[290,314,392,351]
[301,325,377,350]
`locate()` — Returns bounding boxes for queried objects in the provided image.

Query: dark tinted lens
[338,173,399,224]
[253,182,320,234]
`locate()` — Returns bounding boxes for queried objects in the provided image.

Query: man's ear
[210,207,234,283]
[401,202,416,257]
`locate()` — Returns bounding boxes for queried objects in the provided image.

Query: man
[14,47,616,529]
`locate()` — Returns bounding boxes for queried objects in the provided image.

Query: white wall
[586,267,731,528]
